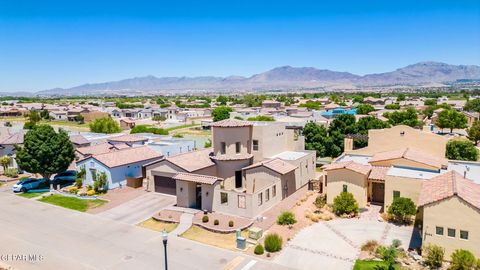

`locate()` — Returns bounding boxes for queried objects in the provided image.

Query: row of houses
[323,125,480,257]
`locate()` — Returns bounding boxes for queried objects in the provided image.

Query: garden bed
[152,209,182,223]
[193,212,253,233]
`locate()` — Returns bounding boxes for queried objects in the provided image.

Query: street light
[162,230,168,270]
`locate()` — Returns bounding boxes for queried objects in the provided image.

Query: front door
[372,182,385,204]
[195,184,202,209]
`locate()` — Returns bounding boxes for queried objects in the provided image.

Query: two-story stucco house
[144,119,316,218]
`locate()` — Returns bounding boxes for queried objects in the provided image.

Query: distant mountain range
[8,62,480,96]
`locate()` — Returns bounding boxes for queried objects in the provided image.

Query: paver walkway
[274,218,420,270]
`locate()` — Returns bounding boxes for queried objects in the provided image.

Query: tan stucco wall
[325,169,368,207]
[286,151,316,189]
[364,125,447,157]
[212,126,252,156]
[422,197,480,258]
[244,166,281,194]
[176,180,197,208]
[370,158,439,171]
[216,159,252,190]
[252,123,291,162]
[384,175,423,208]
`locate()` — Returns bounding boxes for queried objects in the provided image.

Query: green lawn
[165,124,199,132]
[17,191,47,199]
[353,260,405,270]
[38,194,107,212]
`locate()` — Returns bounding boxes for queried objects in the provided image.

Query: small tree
[446,140,479,161]
[332,192,359,216]
[436,109,468,133]
[89,117,121,134]
[152,115,166,122]
[276,211,297,226]
[422,244,444,269]
[15,125,75,182]
[74,115,85,124]
[387,197,416,224]
[450,249,476,270]
[211,106,233,122]
[467,120,480,145]
[0,155,11,171]
[93,171,108,192]
[204,139,212,148]
[356,104,375,115]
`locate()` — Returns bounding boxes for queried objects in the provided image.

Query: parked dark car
[12,178,48,193]
[51,170,77,188]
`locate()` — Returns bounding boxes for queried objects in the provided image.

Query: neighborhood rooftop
[87,146,162,168]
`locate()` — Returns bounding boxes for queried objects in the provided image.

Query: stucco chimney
[344,137,353,152]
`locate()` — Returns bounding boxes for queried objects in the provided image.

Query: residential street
[0,192,291,270]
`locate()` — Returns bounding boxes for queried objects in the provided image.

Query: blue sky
[0,0,479,92]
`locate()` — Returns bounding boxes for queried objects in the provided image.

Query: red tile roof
[369,147,447,169]
[323,161,372,175]
[173,172,221,185]
[243,158,297,175]
[368,166,390,181]
[418,171,480,210]
[211,119,253,127]
[76,142,129,156]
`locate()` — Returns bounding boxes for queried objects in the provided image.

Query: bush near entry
[387,197,416,224]
[332,192,359,216]
[264,233,283,252]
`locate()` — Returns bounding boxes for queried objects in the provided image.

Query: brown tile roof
[88,146,162,168]
[173,172,221,185]
[69,134,89,146]
[211,119,253,128]
[211,153,253,161]
[324,103,340,110]
[76,142,122,156]
[0,131,24,145]
[108,134,148,143]
[323,161,372,175]
[166,148,215,172]
[243,158,297,175]
[369,147,446,169]
[418,171,480,210]
[368,166,390,180]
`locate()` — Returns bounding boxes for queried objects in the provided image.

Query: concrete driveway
[274,219,421,270]
[96,192,176,224]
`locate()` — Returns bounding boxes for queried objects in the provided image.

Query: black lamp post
[162,230,168,270]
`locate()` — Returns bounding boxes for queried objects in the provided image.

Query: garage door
[154,176,176,195]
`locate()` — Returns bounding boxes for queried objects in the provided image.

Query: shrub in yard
[213,219,219,225]
[422,244,444,269]
[391,239,402,249]
[254,244,264,255]
[68,186,78,194]
[4,168,18,178]
[361,240,379,253]
[75,177,83,189]
[264,233,283,252]
[387,197,416,224]
[376,245,397,270]
[228,220,234,227]
[202,215,209,223]
[332,192,359,216]
[86,190,96,196]
[450,249,476,270]
[314,194,326,209]
[276,211,297,226]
